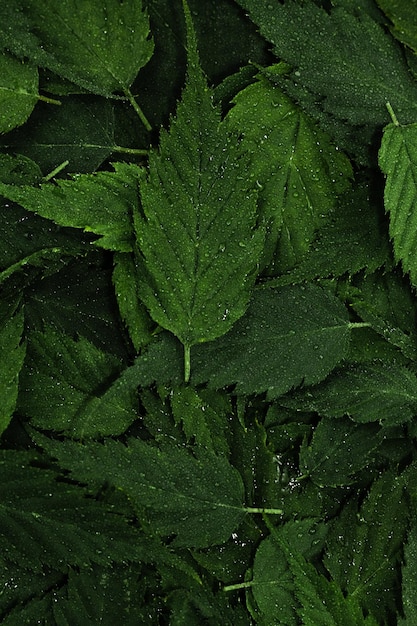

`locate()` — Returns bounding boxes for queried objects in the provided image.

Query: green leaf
[135,3,265,380]
[0,0,154,98]
[400,519,417,624]
[348,269,417,361]
[235,0,417,126]
[0,450,144,571]
[1,97,132,174]
[376,0,417,53]
[285,362,417,426]
[299,417,382,487]
[379,120,417,287]
[192,284,351,397]
[324,470,408,621]
[41,437,250,548]
[0,161,139,251]
[0,306,25,436]
[0,53,39,133]
[226,69,352,272]
[112,252,154,352]
[18,327,138,438]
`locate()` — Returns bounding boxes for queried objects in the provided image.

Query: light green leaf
[135,3,264,380]
[192,284,351,398]
[235,0,417,126]
[226,70,352,271]
[18,327,138,438]
[0,161,140,251]
[0,450,144,571]
[376,0,417,53]
[285,362,417,426]
[40,437,252,549]
[0,0,153,119]
[0,53,39,133]
[0,307,25,436]
[299,417,382,487]
[379,120,417,287]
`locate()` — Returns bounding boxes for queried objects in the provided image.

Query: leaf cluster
[1,0,417,624]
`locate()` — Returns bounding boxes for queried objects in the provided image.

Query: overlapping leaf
[0,161,140,251]
[399,520,417,624]
[226,69,352,271]
[235,0,417,126]
[41,437,248,548]
[0,53,39,134]
[18,327,139,438]
[376,0,417,53]
[135,2,264,380]
[192,283,351,397]
[0,0,154,99]
[379,120,417,287]
[284,361,417,426]
[0,450,144,571]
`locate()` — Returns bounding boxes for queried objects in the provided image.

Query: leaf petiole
[184,343,191,383]
[124,87,152,132]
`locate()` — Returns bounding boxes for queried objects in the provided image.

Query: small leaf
[379,120,417,287]
[0,53,39,133]
[135,3,264,379]
[41,437,248,548]
[192,284,351,397]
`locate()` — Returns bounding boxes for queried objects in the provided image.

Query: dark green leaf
[192,284,351,397]
[0,307,25,436]
[18,327,138,438]
[40,437,248,548]
[236,0,417,126]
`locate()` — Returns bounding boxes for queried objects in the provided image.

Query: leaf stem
[37,93,62,106]
[223,581,253,592]
[43,160,70,181]
[347,322,372,330]
[386,101,400,126]
[113,145,149,156]
[124,87,152,132]
[244,506,283,515]
[184,344,191,383]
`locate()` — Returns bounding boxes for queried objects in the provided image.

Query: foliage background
[1,0,417,624]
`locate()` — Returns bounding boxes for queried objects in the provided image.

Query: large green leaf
[0,53,39,133]
[0,450,144,571]
[41,437,256,549]
[18,327,138,438]
[379,120,417,287]
[0,0,154,99]
[192,284,351,397]
[226,70,352,272]
[135,3,264,380]
[235,0,417,126]
[0,161,139,251]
